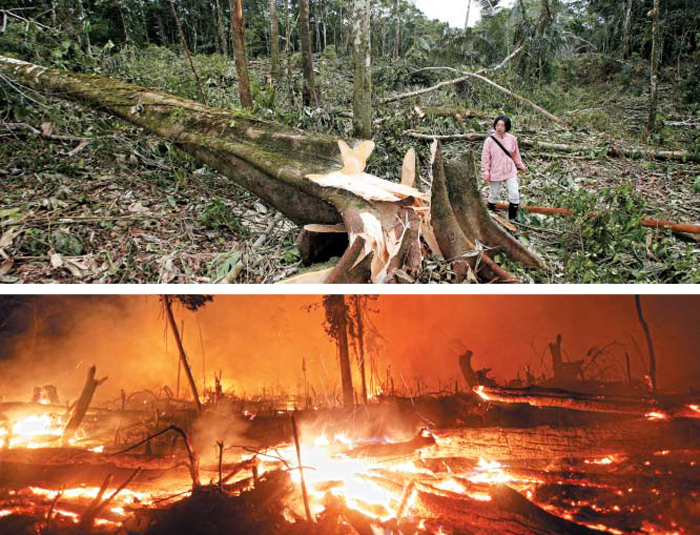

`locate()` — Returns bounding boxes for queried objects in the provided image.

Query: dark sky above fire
[0,295,698,402]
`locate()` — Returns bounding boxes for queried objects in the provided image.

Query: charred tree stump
[62,365,107,445]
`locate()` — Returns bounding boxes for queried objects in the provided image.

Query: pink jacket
[481,132,526,182]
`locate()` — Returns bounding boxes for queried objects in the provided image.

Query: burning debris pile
[1,372,700,535]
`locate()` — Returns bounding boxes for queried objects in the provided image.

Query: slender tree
[270,0,281,83]
[464,0,472,30]
[394,0,401,57]
[622,0,634,60]
[163,295,203,414]
[299,0,319,105]
[229,0,253,108]
[352,0,371,138]
[215,0,229,56]
[169,0,207,105]
[352,296,368,404]
[634,295,657,394]
[646,0,660,133]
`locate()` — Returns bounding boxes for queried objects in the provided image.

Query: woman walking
[480,115,527,220]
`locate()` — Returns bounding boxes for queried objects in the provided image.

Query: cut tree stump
[0,56,543,283]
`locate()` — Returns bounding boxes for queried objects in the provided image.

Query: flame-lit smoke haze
[0,295,698,404]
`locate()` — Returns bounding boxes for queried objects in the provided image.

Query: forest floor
[1,48,699,283]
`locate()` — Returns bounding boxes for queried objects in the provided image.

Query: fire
[585,454,623,465]
[474,385,490,400]
[645,411,669,420]
[688,404,700,414]
[0,413,65,449]
[467,458,513,484]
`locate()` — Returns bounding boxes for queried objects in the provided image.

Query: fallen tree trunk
[474,385,700,419]
[0,56,543,283]
[406,131,700,162]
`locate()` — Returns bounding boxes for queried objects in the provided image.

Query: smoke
[1,295,698,407]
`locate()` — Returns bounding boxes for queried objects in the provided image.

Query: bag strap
[489,134,514,162]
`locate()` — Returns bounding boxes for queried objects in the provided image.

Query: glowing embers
[584,454,625,465]
[474,385,490,401]
[466,458,513,485]
[645,411,669,421]
[0,412,65,449]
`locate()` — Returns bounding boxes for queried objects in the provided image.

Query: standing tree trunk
[353,296,368,404]
[215,0,229,56]
[394,0,401,57]
[634,295,657,394]
[622,0,633,59]
[164,296,203,414]
[299,0,319,106]
[169,0,207,105]
[270,0,281,83]
[464,0,472,30]
[328,295,355,409]
[229,0,253,108]
[646,0,660,133]
[352,0,371,139]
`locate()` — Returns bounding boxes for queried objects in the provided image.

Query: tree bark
[299,0,318,106]
[622,0,634,59]
[62,365,107,445]
[0,56,542,283]
[229,0,253,108]
[352,0,372,138]
[269,0,281,83]
[646,0,660,133]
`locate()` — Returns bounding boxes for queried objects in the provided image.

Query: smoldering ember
[0,295,699,535]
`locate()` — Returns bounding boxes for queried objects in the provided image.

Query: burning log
[62,365,107,445]
[474,384,700,419]
[414,483,609,535]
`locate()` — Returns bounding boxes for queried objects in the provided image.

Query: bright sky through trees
[414,0,517,28]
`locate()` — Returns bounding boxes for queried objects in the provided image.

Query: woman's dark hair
[493,115,512,132]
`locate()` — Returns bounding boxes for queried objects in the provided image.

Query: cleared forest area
[1,0,699,283]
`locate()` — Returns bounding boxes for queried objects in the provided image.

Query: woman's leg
[505,177,520,220]
[505,177,520,204]
[488,181,503,205]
